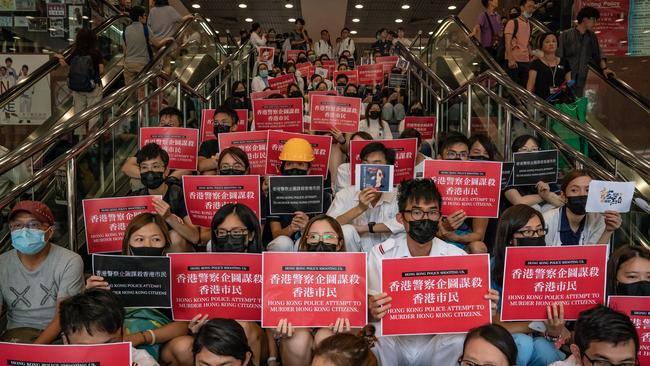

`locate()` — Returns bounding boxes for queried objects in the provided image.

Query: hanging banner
[265,130,331,177]
[403,116,436,140]
[512,150,558,186]
[350,138,417,185]
[500,245,608,321]
[267,73,297,94]
[268,175,324,214]
[82,196,159,254]
[333,70,359,85]
[381,254,491,336]
[423,160,502,218]
[262,252,367,328]
[358,64,384,85]
[608,296,650,365]
[0,342,132,366]
[575,0,629,56]
[182,175,261,227]
[252,98,303,133]
[309,94,361,133]
[170,253,263,321]
[200,109,248,142]
[139,127,199,170]
[218,131,268,175]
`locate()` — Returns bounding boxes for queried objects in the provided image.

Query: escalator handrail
[0,14,130,111]
[194,40,255,92]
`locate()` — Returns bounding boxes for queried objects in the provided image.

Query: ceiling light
[644,29,650,34]
[238,3,247,8]
[215,30,219,33]
[437,19,443,23]
[350,30,358,34]
[285,3,294,8]
[81,15,89,19]
[352,18,360,22]
[448,5,456,10]
[401,4,410,9]
[206,18,211,22]
[288,18,296,22]
[355,4,363,9]
[245,18,253,22]
[428,31,433,35]
[13,36,20,40]
[191,3,200,8]
[395,18,403,23]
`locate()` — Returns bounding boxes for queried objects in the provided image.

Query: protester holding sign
[197,106,241,175]
[543,169,622,246]
[128,143,199,251]
[399,129,432,178]
[461,324,518,366]
[607,244,650,297]
[359,102,392,140]
[192,319,256,366]
[252,63,271,92]
[334,131,373,194]
[381,82,406,125]
[224,81,253,112]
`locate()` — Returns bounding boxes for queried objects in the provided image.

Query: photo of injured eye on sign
[355,164,394,193]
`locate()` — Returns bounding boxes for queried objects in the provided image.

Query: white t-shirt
[133,347,160,366]
[414,155,433,178]
[359,119,393,140]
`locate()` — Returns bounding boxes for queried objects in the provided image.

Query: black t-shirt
[198,139,220,159]
[68,49,104,84]
[129,183,188,218]
[224,96,252,111]
[530,58,571,101]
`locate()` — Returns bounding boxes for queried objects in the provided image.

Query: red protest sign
[251,89,281,100]
[83,196,159,254]
[183,175,261,227]
[253,98,303,133]
[382,254,491,335]
[350,138,417,185]
[0,342,131,366]
[404,116,436,140]
[201,109,248,142]
[309,94,361,133]
[333,70,359,85]
[423,160,502,218]
[358,64,384,85]
[376,56,399,74]
[218,131,268,175]
[235,109,248,132]
[140,127,199,170]
[257,46,274,66]
[322,59,337,78]
[501,245,608,321]
[170,253,263,321]
[608,296,650,365]
[286,50,302,62]
[296,62,314,78]
[261,252,367,328]
[265,131,331,177]
[268,73,297,94]
[308,90,338,97]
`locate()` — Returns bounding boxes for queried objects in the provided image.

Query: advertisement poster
[575,0,629,56]
[355,164,394,193]
[423,160,502,218]
[382,254,491,335]
[46,2,65,17]
[200,109,248,142]
[269,175,324,215]
[0,342,131,366]
[358,64,384,85]
[250,89,280,100]
[15,0,35,11]
[267,73,296,94]
[0,54,51,125]
[309,94,361,133]
[182,175,261,227]
[27,17,47,31]
[265,130,331,177]
[49,18,65,38]
[139,127,199,170]
[333,70,359,85]
[252,98,303,133]
[350,138,417,185]
[82,195,159,254]
[500,245,608,321]
[512,150,558,186]
[218,131,268,175]
[403,116,436,140]
[585,180,635,213]
[92,254,171,308]
[608,296,650,365]
[257,46,274,68]
[629,0,650,56]
[262,252,367,328]
[170,253,263,321]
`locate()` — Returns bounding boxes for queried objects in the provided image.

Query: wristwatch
[368,222,376,233]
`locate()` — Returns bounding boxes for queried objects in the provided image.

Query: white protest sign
[586,180,635,213]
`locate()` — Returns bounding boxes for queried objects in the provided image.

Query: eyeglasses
[581,352,639,366]
[457,359,498,366]
[9,221,44,231]
[518,147,540,152]
[220,163,244,170]
[403,208,440,220]
[306,232,339,244]
[214,228,248,238]
[514,228,548,237]
[445,150,469,159]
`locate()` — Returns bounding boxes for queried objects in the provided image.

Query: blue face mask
[11,228,47,255]
[259,70,269,78]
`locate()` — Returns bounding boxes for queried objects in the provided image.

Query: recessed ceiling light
[350,30,358,34]
[395,18,403,23]
[428,31,433,35]
[13,36,20,40]
[355,4,363,9]
[238,3,247,8]
[206,18,211,22]
[448,5,456,10]
[81,15,89,19]
[191,3,200,9]
[285,3,294,8]
[245,18,253,22]
[352,18,360,22]
[401,4,410,9]
[437,19,443,23]
[288,18,296,22]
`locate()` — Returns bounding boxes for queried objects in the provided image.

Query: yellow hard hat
[279,138,315,162]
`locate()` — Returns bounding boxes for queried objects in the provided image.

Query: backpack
[494,17,518,66]
[68,54,96,92]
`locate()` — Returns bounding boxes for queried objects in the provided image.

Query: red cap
[9,201,54,226]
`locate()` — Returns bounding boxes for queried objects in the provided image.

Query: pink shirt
[504,17,531,62]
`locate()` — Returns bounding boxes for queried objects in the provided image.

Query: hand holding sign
[369,292,392,321]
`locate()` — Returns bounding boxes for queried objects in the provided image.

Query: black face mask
[337,82,347,86]
[566,195,588,216]
[219,169,245,176]
[297,57,308,63]
[514,236,546,247]
[616,281,650,296]
[509,13,519,19]
[140,171,165,189]
[344,93,356,98]
[407,219,438,244]
[130,246,165,256]
[214,124,232,135]
[289,91,303,98]
[213,235,248,253]
[368,111,380,120]
[282,168,308,176]
[469,155,490,161]
[410,109,423,116]
[306,241,337,252]
[232,90,246,98]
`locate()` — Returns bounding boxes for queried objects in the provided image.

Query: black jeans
[506,61,530,87]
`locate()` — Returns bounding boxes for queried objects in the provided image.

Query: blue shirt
[559,207,585,246]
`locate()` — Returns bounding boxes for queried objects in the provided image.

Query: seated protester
[276,215,353,366]
[264,138,332,251]
[121,106,192,188]
[607,244,650,296]
[503,135,564,211]
[251,63,270,92]
[492,204,567,366]
[197,105,240,175]
[334,131,373,194]
[311,327,378,366]
[436,133,488,253]
[399,128,432,178]
[287,83,304,99]
[334,73,348,89]
[315,81,329,92]
[129,143,199,251]
[460,324,518,366]
[271,66,282,78]
[86,213,189,362]
[359,102,392,140]
[285,63,305,91]
[337,63,348,71]
[193,319,254,366]
[165,204,269,366]
[469,134,498,161]
[0,201,83,344]
[328,142,404,253]
[307,74,329,92]
[381,83,407,126]
[367,179,499,365]
[543,169,622,246]
[342,84,365,117]
[550,305,639,366]
[60,289,159,366]
[224,81,253,111]
[397,101,433,157]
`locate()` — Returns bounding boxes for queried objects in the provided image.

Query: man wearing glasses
[0,200,83,344]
